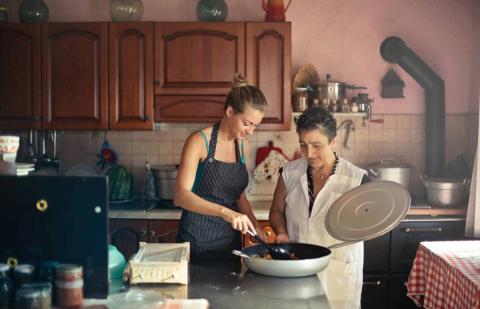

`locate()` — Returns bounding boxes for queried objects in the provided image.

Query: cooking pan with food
[234,181,411,277]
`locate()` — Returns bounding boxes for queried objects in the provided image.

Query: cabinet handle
[144,115,150,121]
[154,80,160,86]
[141,229,147,236]
[149,230,156,237]
[363,281,381,286]
[404,227,443,233]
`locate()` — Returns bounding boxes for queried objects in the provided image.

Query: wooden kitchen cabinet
[109,23,154,130]
[42,23,109,130]
[246,23,291,131]
[109,219,148,260]
[362,275,389,309]
[154,22,291,130]
[0,24,42,130]
[148,220,180,243]
[109,219,180,260]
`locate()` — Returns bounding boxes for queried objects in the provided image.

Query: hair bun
[232,73,249,89]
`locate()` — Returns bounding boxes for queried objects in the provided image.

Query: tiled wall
[56,113,476,200]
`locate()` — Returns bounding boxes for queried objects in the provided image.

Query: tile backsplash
[55,113,477,200]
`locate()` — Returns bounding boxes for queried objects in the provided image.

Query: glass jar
[293,87,308,112]
[197,0,228,22]
[0,6,8,22]
[110,0,144,21]
[0,275,13,309]
[14,264,35,288]
[55,264,83,308]
[320,99,329,111]
[15,285,51,309]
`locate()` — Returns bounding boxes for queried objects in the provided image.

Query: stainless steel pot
[151,165,177,200]
[421,176,470,207]
[314,74,367,102]
[368,160,414,189]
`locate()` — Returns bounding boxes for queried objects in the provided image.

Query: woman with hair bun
[174,74,267,262]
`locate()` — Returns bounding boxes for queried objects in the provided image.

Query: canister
[55,264,83,307]
[293,87,308,112]
[14,264,35,288]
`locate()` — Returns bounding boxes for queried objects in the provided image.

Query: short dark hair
[295,107,337,143]
[224,74,268,113]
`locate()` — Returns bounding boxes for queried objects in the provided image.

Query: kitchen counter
[108,200,466,220]
[86,262,334,309]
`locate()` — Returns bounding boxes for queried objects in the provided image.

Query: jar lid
[15,287,42,299]
[294,87,308,91]
[0,263,10,273]
[15,264,34,274]
[56,264,82,275]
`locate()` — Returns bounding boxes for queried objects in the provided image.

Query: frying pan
[234,243,331,277]
[235,181,411,277]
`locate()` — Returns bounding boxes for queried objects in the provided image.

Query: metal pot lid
[325,181,411,242]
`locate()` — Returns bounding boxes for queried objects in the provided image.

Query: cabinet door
[390,220,465,272]
[389,274,418,309]
[148,220,179,243]
[246,23,291,131]
[154,22,245,96]
[154,22,244,123]
[243,221,276,247]
[109,219,148,260]
[0,24,41,129]
[43,23,108,129]
[109,23,154,130]
[361,275,389,309]
[364,233,390,272]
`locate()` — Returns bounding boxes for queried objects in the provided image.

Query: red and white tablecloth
[407,241,480,309]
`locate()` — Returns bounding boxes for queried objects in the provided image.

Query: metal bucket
[151,165,177,200]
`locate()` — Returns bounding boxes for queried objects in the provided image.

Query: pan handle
[327,241,357,249]
[232,250,251,260]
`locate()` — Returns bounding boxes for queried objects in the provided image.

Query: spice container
[55,264,83,308]
[341,99,349,113]
[329,99,338,113]
[0,275,13,309]
[311,98,320,108]
[293,87,308,112]
[351,101,359,113]
[320,99,329,111]
[15,284,51,309]
[14,264,35,288]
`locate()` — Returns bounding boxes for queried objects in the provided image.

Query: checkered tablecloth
[407,241,480,309]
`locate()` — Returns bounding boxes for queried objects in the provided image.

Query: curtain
[465,109,480,237]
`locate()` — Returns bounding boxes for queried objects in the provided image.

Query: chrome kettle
[262,0,292,22]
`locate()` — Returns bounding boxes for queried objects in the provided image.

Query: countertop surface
[87,262,333,309]
[108,199,466,221]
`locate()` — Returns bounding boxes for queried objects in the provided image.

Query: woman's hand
[275,233,290,243]
[221,207,256,234]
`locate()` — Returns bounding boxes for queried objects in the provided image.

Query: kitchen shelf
[292,112,366,117]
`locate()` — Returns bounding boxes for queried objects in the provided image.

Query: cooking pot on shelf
[314,74,367,102]
[368,159,414,189]
[234,181,411,277]
[421,175,470,207]
[151,165,178,200]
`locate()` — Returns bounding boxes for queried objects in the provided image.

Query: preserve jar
[55,264,83,307]
[293,87,308,112]
[14,264,35,287]
[15,284,51,309]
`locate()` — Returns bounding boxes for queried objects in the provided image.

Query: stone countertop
[86,262,333,309]
[108,199,466,221]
